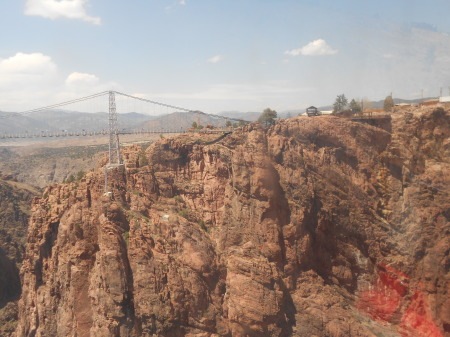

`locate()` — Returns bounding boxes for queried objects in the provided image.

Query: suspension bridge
[0,128,230,139]
[0,90,244,164]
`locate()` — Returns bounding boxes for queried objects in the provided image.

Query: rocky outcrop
[0,177,38,336]
[16,108,449,336]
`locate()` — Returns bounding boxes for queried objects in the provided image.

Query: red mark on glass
[357,265,443,337]
[400,291,443,337]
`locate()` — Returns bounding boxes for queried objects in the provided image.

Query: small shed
[306,106,320,117]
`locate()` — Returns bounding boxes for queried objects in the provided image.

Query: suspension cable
[0,91,110,119]
[113,91,195,113]
[0,90,249,123]
[113,91,248,123]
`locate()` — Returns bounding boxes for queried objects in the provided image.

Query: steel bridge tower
[108,91,122,166]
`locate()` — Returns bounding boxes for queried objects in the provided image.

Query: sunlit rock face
[16,108,449,337]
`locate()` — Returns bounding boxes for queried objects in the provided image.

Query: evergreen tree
[333,94,348,113]
[258,108,277,127]
[384,95,394,112]
[349,99,362,113]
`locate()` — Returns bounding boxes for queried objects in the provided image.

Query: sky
[1,0,450,114]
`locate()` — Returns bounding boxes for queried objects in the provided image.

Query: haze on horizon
[1,0,449,114]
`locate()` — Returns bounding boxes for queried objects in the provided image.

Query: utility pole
[108,91,122,166]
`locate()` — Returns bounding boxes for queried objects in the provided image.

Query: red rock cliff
[16,108,449,337]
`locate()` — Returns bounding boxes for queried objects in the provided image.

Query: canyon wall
[15,108,449,336]
[0,177,38,336]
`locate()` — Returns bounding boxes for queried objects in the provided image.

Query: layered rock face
[0,177,38,336]
[16,108,449,336]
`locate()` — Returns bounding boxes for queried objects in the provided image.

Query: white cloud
[207,55,223,63]
[0,52,118,112]
[0,52,56,74]
[179,0,186,5]
[285,39,337,56]
[24,0,101,25]
[0,52,58,88]
[0,52,58,111]
[65,72,99,86]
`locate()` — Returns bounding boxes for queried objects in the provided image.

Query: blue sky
[1,0,450,114]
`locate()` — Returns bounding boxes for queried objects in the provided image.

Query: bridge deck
[0,128,233,140]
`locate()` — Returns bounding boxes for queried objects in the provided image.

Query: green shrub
[178,209,189,219]
[76,170,85,181]
[74,223,83,238]
[198,220,208,232]
[122,231,129,246]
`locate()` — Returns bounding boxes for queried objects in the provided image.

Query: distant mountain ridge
[132,111,238,131]
[0,110,157,134]
[0,109,242,134]
[217,111,261,121]
[0,96,439,134]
